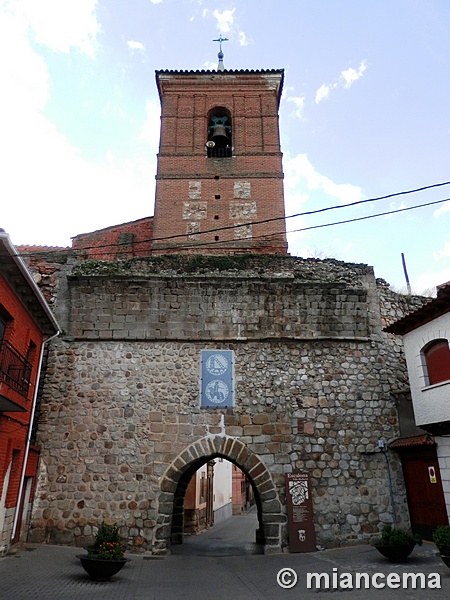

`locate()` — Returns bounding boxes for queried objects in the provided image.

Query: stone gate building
[22,59,427,554]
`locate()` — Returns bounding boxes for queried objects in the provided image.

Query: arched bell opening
[206,107,232,158]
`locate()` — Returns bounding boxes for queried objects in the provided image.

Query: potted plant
[433,525,450,567]
[374,524,422,562]
[77,522,130,581]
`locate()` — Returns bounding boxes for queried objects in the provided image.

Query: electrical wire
[129,196,450,253]
[15,182,450,258]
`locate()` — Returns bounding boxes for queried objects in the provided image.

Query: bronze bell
[210,124,229,144]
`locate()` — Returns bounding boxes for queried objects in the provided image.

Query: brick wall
[71,217,154,261]
[152,71,287,255]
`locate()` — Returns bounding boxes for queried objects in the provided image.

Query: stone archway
[154,436,284,554]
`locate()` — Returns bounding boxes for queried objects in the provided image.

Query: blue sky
[1,0,449,293]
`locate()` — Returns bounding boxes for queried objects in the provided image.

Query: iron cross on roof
[213,34,229,53]
[213,35,229,71]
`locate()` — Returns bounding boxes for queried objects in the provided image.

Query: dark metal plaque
[285,472,316,552]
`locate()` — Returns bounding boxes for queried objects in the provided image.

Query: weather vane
[213,35,229,71]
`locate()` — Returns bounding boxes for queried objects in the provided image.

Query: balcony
[0,340,32,398]
[207,146,232,158]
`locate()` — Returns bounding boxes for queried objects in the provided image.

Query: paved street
[1,513,449,599]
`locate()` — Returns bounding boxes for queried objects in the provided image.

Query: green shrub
[88,522,124,560]
[96,541,124,560]
[433,525,450,556]
[379,524,422,547]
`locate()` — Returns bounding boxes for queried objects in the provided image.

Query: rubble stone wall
[28,256,424,552]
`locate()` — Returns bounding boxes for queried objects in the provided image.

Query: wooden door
[400,447,448,540]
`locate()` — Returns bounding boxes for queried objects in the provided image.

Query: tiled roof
[17,245,69,252]
[390,434,435,448]
[385,284,450,335]
[156,68,284,75]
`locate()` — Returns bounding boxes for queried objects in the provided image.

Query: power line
[103,179,450,245]
[286,196,450,236]
[16,183,450,258]
[132,196,450,253]
[121,179,450,245]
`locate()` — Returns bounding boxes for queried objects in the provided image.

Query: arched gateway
[155,436,283,554]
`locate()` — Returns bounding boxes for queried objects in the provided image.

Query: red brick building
[19,69,289,264]
[152,69,288,255]
[71,216,154,261]
[0,231,60,555]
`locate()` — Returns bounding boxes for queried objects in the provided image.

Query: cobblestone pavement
[1,515,449,599]
[172,508,263,556]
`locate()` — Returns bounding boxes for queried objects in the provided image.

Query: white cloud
[202,60,218,70]
[0,11,50,112]
[149,0,163,4]
[414,269,450,295]
[284,154,363,206]
[287,96,305,119]
[315,61,366,104]
[202,7,248,47]
[384,201,406,219]
[433,238,450,261]
[1,102,155,246]
[213,8,235,33]
[238,31,252,46]
[283,153,363,255]
[18,0,100,56]
[140,100,161,145]
[340,61,367,88]
[434,201,450,216]
[127,40,145,52]
[315,83,335,104]
[0,3,154,247]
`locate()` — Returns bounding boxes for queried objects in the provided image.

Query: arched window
[206,107,232,158]
[423,339,450,385]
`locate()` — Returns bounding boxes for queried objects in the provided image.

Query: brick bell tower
[151,45,288,255]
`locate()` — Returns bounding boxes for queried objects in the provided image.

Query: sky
[1,0,450,294]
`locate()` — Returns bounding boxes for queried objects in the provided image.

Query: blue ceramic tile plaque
[200,350,234,408]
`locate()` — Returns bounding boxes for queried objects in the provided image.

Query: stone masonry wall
[28,256,420,552]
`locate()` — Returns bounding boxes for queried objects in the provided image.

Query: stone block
[225,426,243,436]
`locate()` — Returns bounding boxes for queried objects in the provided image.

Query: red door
[400,446,448,540]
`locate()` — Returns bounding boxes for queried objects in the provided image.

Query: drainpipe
[11,329,60,542]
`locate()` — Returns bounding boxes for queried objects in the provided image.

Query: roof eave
[0,232,61,336]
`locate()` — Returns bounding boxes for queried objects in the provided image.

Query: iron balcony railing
[0,340,32,398]
[207,146,233,158]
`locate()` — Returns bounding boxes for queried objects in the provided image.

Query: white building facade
[387,283,450,520]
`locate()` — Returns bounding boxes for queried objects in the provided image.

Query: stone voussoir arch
[154,435,284,554]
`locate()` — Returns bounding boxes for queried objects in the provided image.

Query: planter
[77,555,130,581]
[437,553,450,568]
[375,544,415,562]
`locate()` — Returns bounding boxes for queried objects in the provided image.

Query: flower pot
[375,544,415,562]
[77,555,130,581]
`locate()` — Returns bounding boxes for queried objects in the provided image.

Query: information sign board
[285,472,316,552]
